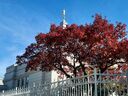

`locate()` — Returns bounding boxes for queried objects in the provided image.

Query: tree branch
[78,59,87,75]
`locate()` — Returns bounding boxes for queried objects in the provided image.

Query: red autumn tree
[16,14,128,78]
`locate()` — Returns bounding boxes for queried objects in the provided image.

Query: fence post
[99,70,101,96]
[16,87,18,95]
[126,70,128,94]
[33,82,36,95]
[87,76,89,96]
[2,90,4,96]
[94,68,97,96]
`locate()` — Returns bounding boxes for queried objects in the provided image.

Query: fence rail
[0,69,128,96]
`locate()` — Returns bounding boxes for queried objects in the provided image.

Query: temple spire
[62,9,65,21]
[60,9,68,29]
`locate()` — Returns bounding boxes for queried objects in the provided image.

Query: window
[25,77,29,87]
[21,79,24,87]
[17,79,20,87]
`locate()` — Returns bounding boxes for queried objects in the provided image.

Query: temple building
[0,78,3,85]
[3,64,59,89]
[0,78,8,92]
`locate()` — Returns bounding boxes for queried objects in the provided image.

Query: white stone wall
[0,79,3,85]
[4,64,59,89]
[28,71,44,85]
[51,71,59,82]
[16,64,26,76]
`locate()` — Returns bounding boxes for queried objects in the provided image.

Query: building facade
[0,78,3,85]
[3,63,59,89]
[0,78,7,91]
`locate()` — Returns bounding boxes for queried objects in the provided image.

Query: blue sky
[0,0,128,78]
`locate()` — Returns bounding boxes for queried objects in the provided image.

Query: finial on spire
[60,9,68,29]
